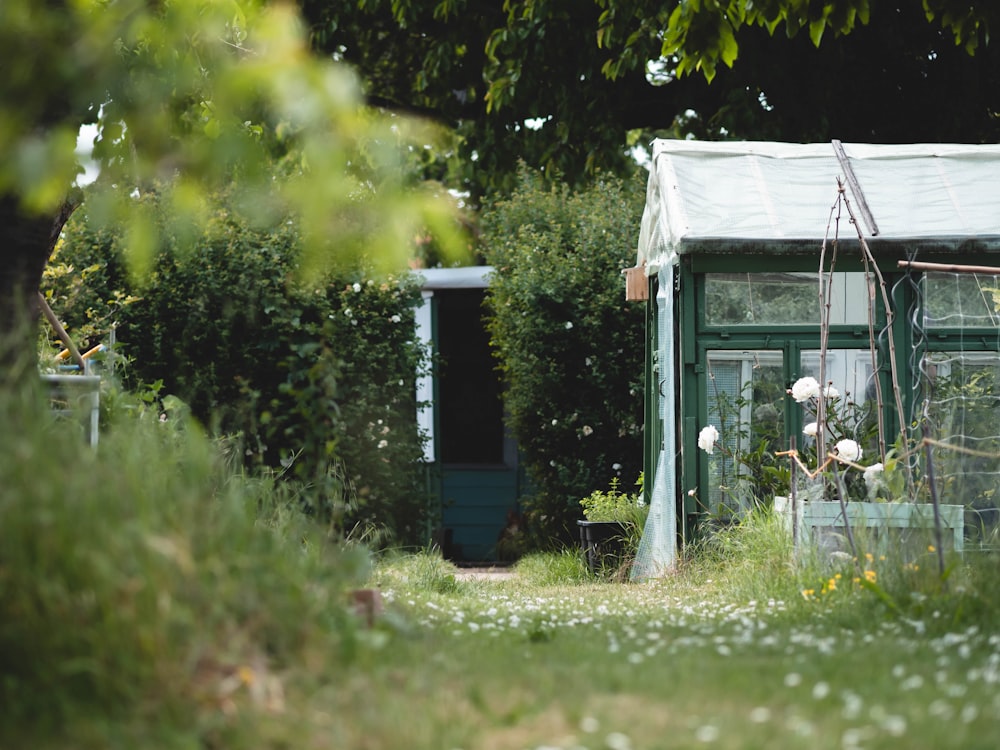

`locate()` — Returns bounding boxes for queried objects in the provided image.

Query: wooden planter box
[775,498,964,559]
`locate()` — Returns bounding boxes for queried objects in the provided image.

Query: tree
[623,0,996,81]
[303,2,1000,200]
[0,0,461,371]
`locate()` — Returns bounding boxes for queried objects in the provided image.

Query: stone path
[453,566,517,582]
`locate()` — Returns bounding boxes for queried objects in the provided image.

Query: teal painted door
[440,467,520,561]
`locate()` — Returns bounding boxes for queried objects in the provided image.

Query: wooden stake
[37,293,86,371]
[898,260,1000,276]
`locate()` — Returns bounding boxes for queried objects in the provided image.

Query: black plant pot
[577,520,627,575]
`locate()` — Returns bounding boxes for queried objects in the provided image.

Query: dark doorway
[437,289,505,466]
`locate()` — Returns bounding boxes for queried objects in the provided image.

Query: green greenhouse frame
[634,140,1000,559]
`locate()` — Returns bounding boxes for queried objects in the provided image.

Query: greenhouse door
[694,344,878,520]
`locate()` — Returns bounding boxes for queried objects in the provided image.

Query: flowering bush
[47,189,433,543]
[698,376,885,506]
[482,167,646,544]
[786,375,881,502]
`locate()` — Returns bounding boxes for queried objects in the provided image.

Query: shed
[633,140,1000,575]
[415,266,526,562]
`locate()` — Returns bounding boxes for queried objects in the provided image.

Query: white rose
[802,421,819,437]
[698,425,719,454]
[835,439,863,462]
[790,376,821,402]
[863,462,884,488]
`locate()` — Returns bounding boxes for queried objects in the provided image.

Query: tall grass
[0,380,368,744]
[514,549,592,586]
[678,507,1000,633]
[678,508,803,603]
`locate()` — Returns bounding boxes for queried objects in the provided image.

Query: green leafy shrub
[46,189,432,544]
[481,167,646,544]
[579,475,646,522]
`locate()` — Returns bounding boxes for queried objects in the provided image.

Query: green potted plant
[578,475,647,577]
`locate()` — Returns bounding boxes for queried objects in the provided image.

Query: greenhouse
[632,140,1000,577]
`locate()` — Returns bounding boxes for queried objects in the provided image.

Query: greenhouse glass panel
[923,352,1000,542]
[800,349,877,408]
[704,351,785,515]
[923,272,1000,330]
[704,272,869,326]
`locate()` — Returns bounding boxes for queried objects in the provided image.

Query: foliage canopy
[0,0,464,353]
[305,1,1000,200]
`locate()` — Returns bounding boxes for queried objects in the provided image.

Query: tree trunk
[0,194,78,382]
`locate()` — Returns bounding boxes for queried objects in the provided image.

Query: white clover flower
[694,724,719,743]
[579,716,600,733]
[802,421,819,437]
[698,425,719,454]
[790,376,821,402]
[863,462,884,488]
[605,732,633,750]
[835,439,863,462]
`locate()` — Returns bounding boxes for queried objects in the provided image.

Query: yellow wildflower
[864,569,877,583]
[238,665,256,686]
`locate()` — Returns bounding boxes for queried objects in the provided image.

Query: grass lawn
[3,393,998,749]
[308,552,1000,750]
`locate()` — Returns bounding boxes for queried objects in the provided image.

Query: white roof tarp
[637,139,1000,271]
